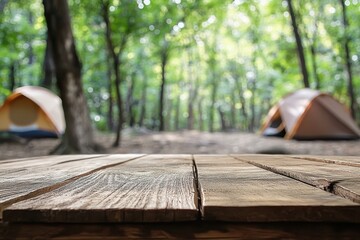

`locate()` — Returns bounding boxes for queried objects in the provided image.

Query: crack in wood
[326,180,342,192]
[231,155,319,187]
[54,155,108,165]
[191,156,203,221]
[0,155,147,220]
[291,156,360,168]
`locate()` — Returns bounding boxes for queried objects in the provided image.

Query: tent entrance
[9,97,39,126]
[263,116,286,137]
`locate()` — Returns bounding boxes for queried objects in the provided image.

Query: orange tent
[261,88,360,140]
[0,86,65,138]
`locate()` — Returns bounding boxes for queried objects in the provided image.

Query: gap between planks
[191,155,203,221]
[230,155,360,204]
[52,155,111,165]
[291,156,360,168]
[0,155,147,221]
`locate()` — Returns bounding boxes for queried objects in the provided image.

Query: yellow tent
[261,88,360,140]
[0,86,65,138]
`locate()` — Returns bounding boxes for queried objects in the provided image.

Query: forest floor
[1,129,360,160]
[0,129,360,160]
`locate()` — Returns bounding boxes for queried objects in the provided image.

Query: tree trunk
[107,56,114,131]
[159,42,169,132]
[138,73,147,127]
[230,89,236,129]
[187,49,195,130]
[127,72,136,127]
[339,0,356,119]
[165,98,173,130]
[287,0,310,88]
[217,106,227,131]
[101,0,126,147]
[310,11,320,90]
[208,54,217,132]
[234,77,248,130]
[187,99,194,130]
[209,81,217,132]
[27,11,35,65]
[310,44,320,90]
[42,32,56,89]
[111,48,125,147]
[249,79,256,132]
[174,93,180,131]
[43,0,98,154]
[198,99,204,131]
[9,62,16,91]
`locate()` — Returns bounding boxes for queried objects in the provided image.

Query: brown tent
[261,88,360,140]
[0,86,65,138]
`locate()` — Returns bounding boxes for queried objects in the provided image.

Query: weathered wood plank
[194,155,360,222]
[0,154,143,217]
[3,155,197,223]
[232,154,360,203]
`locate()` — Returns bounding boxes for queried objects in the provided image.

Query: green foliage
[1,0,359,132]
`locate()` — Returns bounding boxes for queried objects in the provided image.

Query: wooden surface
[232,154,360,203]
[4,155,197,223]
[1,154,360,239]
[0,154,143,218]
[195,155,359,222]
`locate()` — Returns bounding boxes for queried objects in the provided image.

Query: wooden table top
[1,154,359,239]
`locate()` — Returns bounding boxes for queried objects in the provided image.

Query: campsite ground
[1,129,360,160]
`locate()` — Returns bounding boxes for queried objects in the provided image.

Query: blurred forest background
[0,0,359,155]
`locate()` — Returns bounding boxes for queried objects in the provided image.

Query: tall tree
[100,0,141,146]
[101,0,128,146]
[138,72,148,127]
[147,0,205,131]
[339,0,356,119]
[306,2,322,89]
[43,0,98,153]
[208,49,218,132]
[158,38,169,131]
[186,47,198,130]
[41,33,56,89]
[286,0,310,88]
[126,71,137,127]
[9,63,16,91]
[106,50,114,131]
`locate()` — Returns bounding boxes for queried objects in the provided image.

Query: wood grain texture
[194,155,360,222]
[0,154,143,217]
[232,154,360,203]
[4,155,197,223]
[1,222,359,240]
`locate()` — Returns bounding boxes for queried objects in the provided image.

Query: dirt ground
[1,129,360,160]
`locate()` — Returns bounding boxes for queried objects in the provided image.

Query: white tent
[261,88,360,140]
